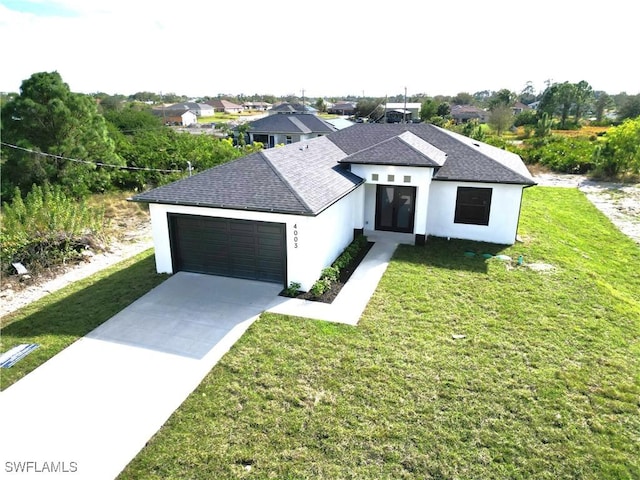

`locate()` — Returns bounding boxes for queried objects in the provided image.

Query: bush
[283,281,301,297]
[519,136,597,173]
[0,184,107,276]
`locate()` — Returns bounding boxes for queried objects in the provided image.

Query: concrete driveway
[0,272,283,480]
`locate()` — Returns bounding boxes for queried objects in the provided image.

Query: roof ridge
[259,151,314,214]
[397,131,446,166]
[435,127,534,184]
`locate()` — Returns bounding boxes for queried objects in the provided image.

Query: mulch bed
[280,241,374,304]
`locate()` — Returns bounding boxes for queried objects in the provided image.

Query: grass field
[115,187,639,479]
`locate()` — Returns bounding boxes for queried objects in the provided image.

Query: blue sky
[1,0,638,98]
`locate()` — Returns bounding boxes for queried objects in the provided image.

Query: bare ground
[1,172,638,319]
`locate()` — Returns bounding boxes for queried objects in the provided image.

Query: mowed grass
[0,250,168,389]
[119,187,640,479]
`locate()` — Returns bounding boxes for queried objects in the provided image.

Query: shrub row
[308,235,369,298]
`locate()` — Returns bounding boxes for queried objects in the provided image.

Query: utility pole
[403,86,407,124]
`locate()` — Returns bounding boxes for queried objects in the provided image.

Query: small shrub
[310,277,331,297]
[283,281,301,297]
[321,266,339,282]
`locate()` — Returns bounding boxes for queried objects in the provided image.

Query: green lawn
[0,250,167,389]
[1,188,638,478]
[117,187,639,479]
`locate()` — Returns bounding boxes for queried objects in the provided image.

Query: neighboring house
[152,108,197,126]
[269,102,318,115]
[512,102,531,115]
[327,101,356,116]
[238,112,337,148]
[165,102,215,117]
[385,102,422,123]
[243,101,272,111]
[207,99,244,114]
[450,104,489,124]
[132,124,535,292]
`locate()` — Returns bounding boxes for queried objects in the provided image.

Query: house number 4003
[293,224,299,248]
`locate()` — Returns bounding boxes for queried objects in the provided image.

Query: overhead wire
[0,142,184,173]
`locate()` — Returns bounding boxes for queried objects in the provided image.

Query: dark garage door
[169,214,286,284]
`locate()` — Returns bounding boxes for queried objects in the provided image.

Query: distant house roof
[132,124,535,215]
[207,99,244,110]
[270,102,318,114]
[325,117,355,130]
[165,102,213,113]
[243,113,337,135]
[450,104,488,121]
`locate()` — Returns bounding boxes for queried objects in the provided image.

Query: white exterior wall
[180,111,197,126]
[350,164,433,235]
[426,181,525,244]
[148,185,364,292]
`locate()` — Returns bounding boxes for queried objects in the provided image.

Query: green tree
[452,92,473,105]
[315,98,327,113]
[355,99,385,121]
[419,99,438,122]
[488,89,516,109]
[1,71,123,197]
[594,92,614,123]
[488,105,514,136]
[617,94,640,121]
[519,81,537,105]
[573,80,593,123]
[594,117,640,175]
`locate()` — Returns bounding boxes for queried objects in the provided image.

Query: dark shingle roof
[131,137,362,215]
[132,123,534,215]
[245,113,336,135]
[328,124,535,185]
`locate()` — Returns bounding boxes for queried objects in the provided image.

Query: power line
[0,142,184,173]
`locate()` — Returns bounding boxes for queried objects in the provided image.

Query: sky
[0,0,638,99]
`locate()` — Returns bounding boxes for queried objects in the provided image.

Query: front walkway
[267,231,405,325]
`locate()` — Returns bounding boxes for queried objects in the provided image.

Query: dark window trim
[454,187,492,226]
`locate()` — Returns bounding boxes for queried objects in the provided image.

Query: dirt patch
[533,170,640,244]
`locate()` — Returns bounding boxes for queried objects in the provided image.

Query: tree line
[0,71,261,201]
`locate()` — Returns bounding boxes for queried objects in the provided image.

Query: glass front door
[375,185,416,233]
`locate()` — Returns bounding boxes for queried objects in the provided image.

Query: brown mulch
[281,241,374,304]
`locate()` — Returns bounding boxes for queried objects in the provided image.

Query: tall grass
[0,184,107,275]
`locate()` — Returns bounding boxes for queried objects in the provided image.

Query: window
[371,173,379,181]
[454,187,492,225]
[285,135,292,144]
[387,174,395,182]
[404,175,411,183]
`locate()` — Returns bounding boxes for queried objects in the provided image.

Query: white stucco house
[131,124,536,291]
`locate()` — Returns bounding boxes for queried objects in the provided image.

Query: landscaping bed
[280,236,374,303]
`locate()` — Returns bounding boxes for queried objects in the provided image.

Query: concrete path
[268,231,404,324]
[0,273,282,480]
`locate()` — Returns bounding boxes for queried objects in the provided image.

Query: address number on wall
[293,224,299,248]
